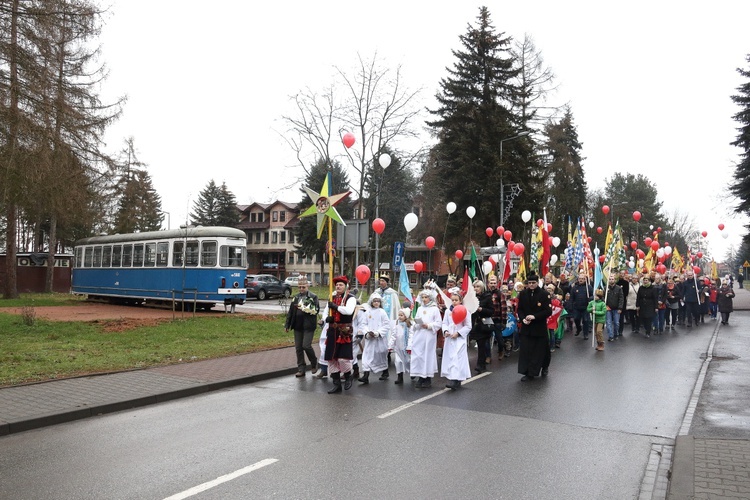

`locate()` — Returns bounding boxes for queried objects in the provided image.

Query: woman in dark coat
[717,280,736,325]
[636,275,659,337]
[470,280,494,373]
[516,273,552,381]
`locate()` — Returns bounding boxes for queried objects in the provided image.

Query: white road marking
[377,371,492,419]
[163,458,278,500]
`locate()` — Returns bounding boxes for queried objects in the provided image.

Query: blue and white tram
[72,226,247,310]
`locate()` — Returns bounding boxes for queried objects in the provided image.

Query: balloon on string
[633,211,642,221]
[696,251,703,259]
[355,265,371,285]
[636,249,645,259]
[496,239,505,248]
[496,226,504,236]
[722,231,729,239]
[413,261,424,273]
[693,265,701,274]
[602,205,610,215]
[656,249,665,259]
[446,202,456,214]
[630,241,638,250]
[589,221,594,228]
[599,255,606,263]
[537,219,544,227]
[513,243,525,256]
[718,223,725,231]
[503,230,513,241]
[587,236,592,243]
[521,210,532,223]
[664,245,672,255]
[485,227,494,238]
[455,249,464,260]
[482,261,493,275]
[644,237,653,247]
[425,236,435,249]
[507,241,516,253]
[630,255,635,261]
[704,277,711,285]
[547,223,553,233]
[649,225,654,230]
[650,241,660,251]
[372,218,385,235]
[548,236,555,247]
[403,213,418,232]
[342,132,355,148]
[701,231,707,238]
[657,227,662,233]
[550,254,558,265]
[656,264,667,274]
[552,236,561,247]
[596,226,603,234]
[451,305,467,323]
[466,206,476,219]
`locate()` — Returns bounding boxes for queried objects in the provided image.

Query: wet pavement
[1,287,749,499]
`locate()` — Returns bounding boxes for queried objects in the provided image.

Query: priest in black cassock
[516,272,553,381]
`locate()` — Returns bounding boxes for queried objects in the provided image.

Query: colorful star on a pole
[299,172,351,238]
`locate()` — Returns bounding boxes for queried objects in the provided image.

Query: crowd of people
[284,268,738,393]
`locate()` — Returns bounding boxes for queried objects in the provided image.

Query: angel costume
[441,306,472,388]
[408,290,442,388]
[359,294,390,378]
[388,308,413,383]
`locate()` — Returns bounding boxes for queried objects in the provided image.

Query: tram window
[122,244,133,267]
[75,247,83,268]
[84,247,93,268]
[133,244,144,267]
[102,246,112,267]
[173,241,184,266]
[156,242,169,266]
[93,246,102,267]
[185,241,199,267]
[112,245,122,267]
[201,241,217,267]
[220,245,244,267]
[144,243,156,267]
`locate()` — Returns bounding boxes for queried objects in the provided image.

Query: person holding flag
[322,276,358,393]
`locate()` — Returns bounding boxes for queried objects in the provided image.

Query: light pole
[499,131,530,226]
[163,211,170,230]
[373,153,391,281]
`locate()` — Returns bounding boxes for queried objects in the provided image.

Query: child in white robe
[441,292,472,389]
[388,308,413,385]
[357,293,390,384]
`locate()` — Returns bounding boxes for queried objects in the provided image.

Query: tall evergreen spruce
[731,54,750,245]
[113,170,162,233]
[424,6,537,247]
[191,180,238,227]
[216,182,239,226]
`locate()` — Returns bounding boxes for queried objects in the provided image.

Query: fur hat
[526,273,540,283]
[368,293,383,306]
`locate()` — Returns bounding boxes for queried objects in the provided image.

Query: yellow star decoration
[299,172,351,238]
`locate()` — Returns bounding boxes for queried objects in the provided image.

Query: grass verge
[0,312,293,387]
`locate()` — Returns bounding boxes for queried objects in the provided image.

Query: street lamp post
[373,153,391,282]
[499,131,530,226]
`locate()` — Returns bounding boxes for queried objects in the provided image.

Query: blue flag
[399,260,413,304]
[593,245,604,291]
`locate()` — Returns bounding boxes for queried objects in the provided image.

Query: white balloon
[722,231,729,239]
[649,225,654,230]
[550,254,558,265]
[446,202,456,214]
[497,239,505,248]
[521,210,532,223]
[482,261,493,275]
[589,221,594,228]
[552,236,561,248]
[656,249,665,258]
[378,153,391,169]
[403,213,418,232]
[466,206,476,219]
[630,255,635,261]
[493,253,502,263]
[664,245,672,255]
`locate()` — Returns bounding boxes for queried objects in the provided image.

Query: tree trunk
[45,215,58,293]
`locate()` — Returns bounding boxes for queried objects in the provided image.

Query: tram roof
[74,226,246,246]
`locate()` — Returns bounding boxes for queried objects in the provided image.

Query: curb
[668,435,694,500]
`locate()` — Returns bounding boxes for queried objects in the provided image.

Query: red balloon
[602,205,610,215]
[342,132,355,148]
[455,249,464,260]
[485,227,494,238]
[656,264,667,274]
[503,230,513,241]
[630,241,638,250]
[372,218,385,235]
[633,211,642,221]
[653,230,658,237]
[536,219,544,227]
[718,223,725,231]
[696,251,703,259]
[596,226,603,234]
[657,227,662,233]
[637,249,645,259]
[701,231,708,238]
[413,260,423,273]
[355,264,371,285]
[451,304,468,324]
[507,241,516,252]
[513,243,525,256]
[547,222,553,233]
[599,255,606,263]
[496,226,505,236]
[704,277,711,285]
[644,237,653,247]
[587,236,592,243]
[425,236,435,249]
[651,241,659,251]
[692,265,701,275]
[548,236,554,247]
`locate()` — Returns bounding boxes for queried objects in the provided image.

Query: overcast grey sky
[99,0,750,260]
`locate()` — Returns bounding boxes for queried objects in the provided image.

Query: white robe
[440,308,472,381]
[407,304,441,378]
[360,306,390,372]
[388,320,412,374]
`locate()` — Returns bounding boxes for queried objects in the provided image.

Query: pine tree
[730,54,750,245]
[215,182,239,227]
[190,180,221,226]
[545,109,587,230]
[113,169,162,233]
[424,6,540,248]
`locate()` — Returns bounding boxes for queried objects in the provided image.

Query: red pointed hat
[333,275,349,285]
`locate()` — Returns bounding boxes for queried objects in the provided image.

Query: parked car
[245,274,292,300]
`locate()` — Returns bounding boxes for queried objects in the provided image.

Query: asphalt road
[0,322,716,500]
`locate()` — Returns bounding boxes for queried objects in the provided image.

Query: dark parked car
[245,274,292,300]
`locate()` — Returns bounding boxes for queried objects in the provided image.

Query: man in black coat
[516,273,553,381]
[285,277,319,377]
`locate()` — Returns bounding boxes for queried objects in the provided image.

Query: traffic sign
[393,241,405,269]
[743,261,750,268]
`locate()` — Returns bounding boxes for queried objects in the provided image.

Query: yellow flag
[711,259,718,280]
[517,255,527,283]
[671,247,684,272]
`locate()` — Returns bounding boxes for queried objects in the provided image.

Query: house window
[289,230,295,243]
[280,211,286,222]
[280,232,286,243]
[306,255,312,264]
[263,232,269,244]
[255,232,261,244]
[272,232,278,244]
[288,253,294,264]
[250,213,256,222]
[272,211,278,222]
